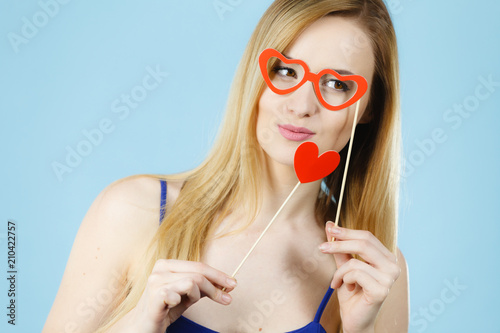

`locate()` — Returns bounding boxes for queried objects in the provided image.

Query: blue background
[1,0,499,332]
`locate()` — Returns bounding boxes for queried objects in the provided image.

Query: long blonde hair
[96,0,400,330]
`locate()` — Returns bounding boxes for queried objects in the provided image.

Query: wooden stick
[229,181,301,279]
[332,100,361,241]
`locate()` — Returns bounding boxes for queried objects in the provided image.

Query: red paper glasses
[258,48,368,111]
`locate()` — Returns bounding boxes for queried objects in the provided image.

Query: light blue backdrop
[1,1,499,332]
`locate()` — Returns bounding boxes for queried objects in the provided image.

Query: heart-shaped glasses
[258,48,368,111]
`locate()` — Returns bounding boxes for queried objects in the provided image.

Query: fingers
[158,288,182,309]
[320,224,401,305]
[326,224,396,261]
[134,260,237,330]
[325,221,336,242]
[166,274,232,306]
[155,259,237,292]
[320,225,399,275]
[325,222,351,267]
[330,258,394,291]
[341,269,389,304]
[320,239,391,270]
[148,260,236,308]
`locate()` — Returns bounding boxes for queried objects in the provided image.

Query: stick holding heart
[227,100,362,280]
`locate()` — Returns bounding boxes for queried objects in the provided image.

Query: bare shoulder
[88,174,164,249]
[375,247,409,332]
[43,174,170,332]
[103,174,164,214]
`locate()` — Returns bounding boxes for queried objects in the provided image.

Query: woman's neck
[251,154,323,230]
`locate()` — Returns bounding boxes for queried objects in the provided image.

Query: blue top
[159,179,334,332]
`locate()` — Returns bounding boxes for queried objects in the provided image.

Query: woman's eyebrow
[281,52,355,75]
[333,69,354,75]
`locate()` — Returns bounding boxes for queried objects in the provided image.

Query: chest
[182,221,338,332]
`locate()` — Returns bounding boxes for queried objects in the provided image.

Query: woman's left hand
[319,221,401,333]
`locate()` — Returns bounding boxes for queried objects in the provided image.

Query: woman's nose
[285,82,320,117]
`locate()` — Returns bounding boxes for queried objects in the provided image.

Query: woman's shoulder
[101,174,184,214]
[81,175,185,266]
[77,175,163,261]
[96,174,184,234]
[43,174,180,332]
[103,174,163,210]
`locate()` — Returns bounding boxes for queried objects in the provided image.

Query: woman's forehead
[284,16,375,78]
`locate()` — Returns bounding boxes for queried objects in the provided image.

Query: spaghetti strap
[160,179,167,224]
[313,287,334,323]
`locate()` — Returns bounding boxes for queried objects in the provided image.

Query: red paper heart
[294,142,341,183]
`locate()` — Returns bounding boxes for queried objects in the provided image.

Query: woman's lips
[278,124,315,141]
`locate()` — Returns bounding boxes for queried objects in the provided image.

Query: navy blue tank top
[159,179,334,332]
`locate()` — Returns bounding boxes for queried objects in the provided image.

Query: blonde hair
[96,0,400,330]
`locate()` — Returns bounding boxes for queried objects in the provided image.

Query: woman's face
[256,15,375,167]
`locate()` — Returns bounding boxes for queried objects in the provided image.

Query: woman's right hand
[129,259,237,333]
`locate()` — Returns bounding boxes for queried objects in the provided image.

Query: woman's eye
[272,66,297,78]
[327,80,349,92]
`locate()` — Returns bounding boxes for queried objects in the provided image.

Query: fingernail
[331,227,341,235]
[226,277,237,287]
[319,243,329,251]
[221,293,232,304]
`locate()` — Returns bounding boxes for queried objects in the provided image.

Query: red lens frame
[258,48,368,111]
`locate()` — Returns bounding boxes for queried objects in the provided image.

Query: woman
[44,0,408,332]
